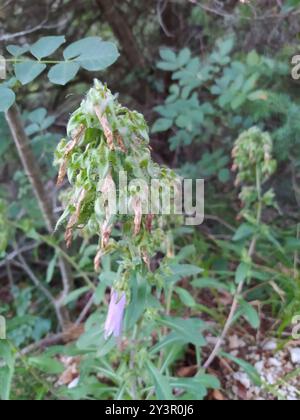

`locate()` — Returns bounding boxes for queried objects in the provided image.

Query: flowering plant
[55,80,180,336]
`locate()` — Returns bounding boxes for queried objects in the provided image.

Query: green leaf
[248,90,268,101]
[195,374,221,389]
[242,73,259,94]
[238,301,260,329]
[77,323,116,356]
[285,238,300,251]
[169,378,207,400]
[63,37,119,71]
[247,50,260,66]
[0,315,6,339]
[175,286,196,307]
[160,48,177,62]
[216,37,235,56]
[48,62,80,85]
[178,48,191,66]
[64,286,90,305]
[169,375,220,399]
[28,356,64,374]
[157,61,180,71]
[218,168,230,183]
[40,115,55,130]
[14,61,46,85]
[158,316,206,347]
[169,264,204,278]
[176,244,196,261]
[221,352,261,386]
[233,223,255,242]
[25,123,40,136]
[150,332,186,354]
[152,118,173,133]
[28,108,47,124]
[6,45,29,57]
[30,36,66,60]
[231,93,247,110]
[146,361,174,400]
[235,262,251,284]
[192,278,229,291]
[0,340,15,401]
[94,282,106,305]
[124,274,149,329]
[0,87,15,112]
[46,254,57,284]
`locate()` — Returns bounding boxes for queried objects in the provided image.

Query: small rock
[206,336,223,345]
[263,340,277,351]
[229,335,240,349]
[269,357,281,368]
[255,361,264,374]
[290,348,300,365]
[266,372,276,385]
[68,376,80,389]
[233,372,251,389]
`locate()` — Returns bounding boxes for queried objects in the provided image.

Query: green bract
[232,126,277,215]
[55,80,177,295]
[233,127,277,185]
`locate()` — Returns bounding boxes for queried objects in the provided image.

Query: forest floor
[205,334,300,401]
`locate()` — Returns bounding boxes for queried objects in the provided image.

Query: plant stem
[203,166,263,369]
[294,223,300,279]
[158,284,174,370]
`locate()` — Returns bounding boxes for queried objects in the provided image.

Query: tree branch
[0,18,48,42]
[95,0,146,70]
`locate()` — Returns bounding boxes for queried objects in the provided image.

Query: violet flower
[104,289,126,340]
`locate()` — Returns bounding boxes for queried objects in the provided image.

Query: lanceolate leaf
[14,61,46,85]
[235,262,251,284]
[30,36,66,60]
[221,351,262,386]
[158,316,206,347]
[146,361,174,400]
[0,340,15,401]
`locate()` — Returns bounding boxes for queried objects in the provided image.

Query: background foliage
[1,0,300,401]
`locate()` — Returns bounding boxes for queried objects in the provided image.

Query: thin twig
[203,236,258,369]
[0,242,37,268]
[0,18,48,42]
[5,261,14,290]
[294,224,300,279]
[189,0,300,21]
[157,0,174,37]
[18,332,66,357]
[205,215,236,232]
[75,295,94,326]
[203,167,263,369]
[14,251,65,330]
[0,0,14,11]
